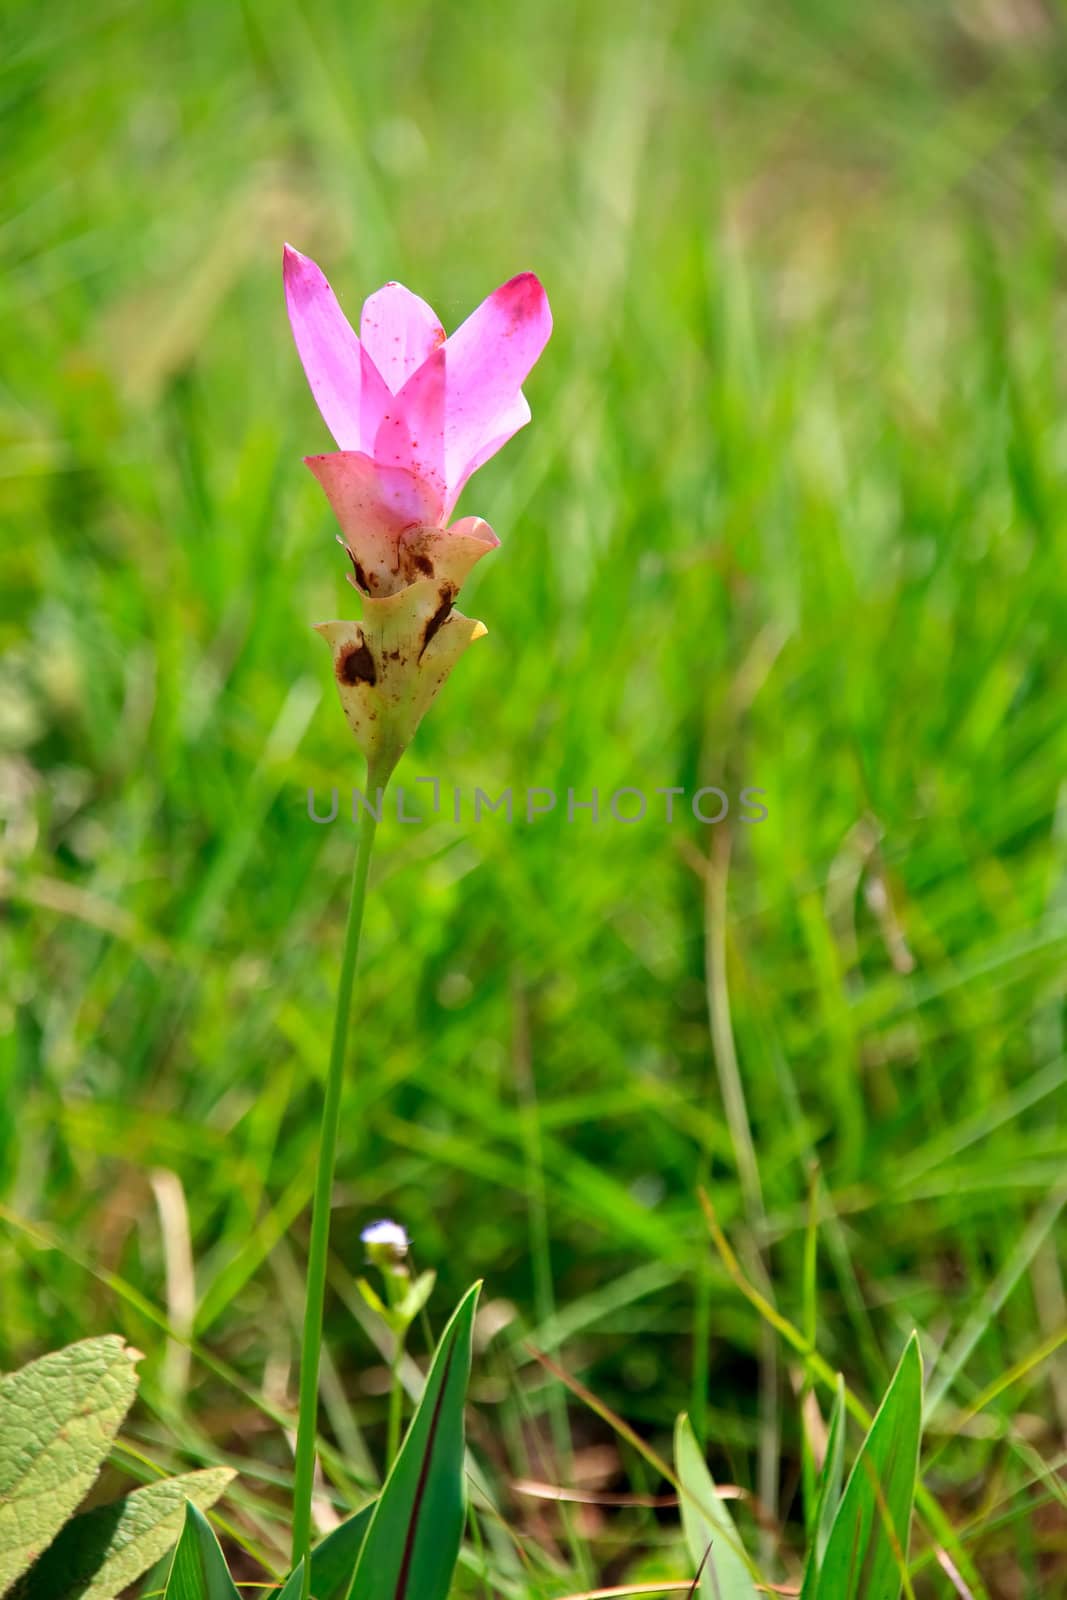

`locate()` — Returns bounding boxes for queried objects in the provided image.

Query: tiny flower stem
[379,1267,408,1472]
[292,788,382,1586]
[386,1334,404,1470]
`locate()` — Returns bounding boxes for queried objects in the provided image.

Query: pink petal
[306,447,443,554]
[448,390,532,512]
[373,347,448,523]
[360,283,446,395]
[305,455,499,599]
[283,244,391,452]
[447,515,500,549]
[440,272,551,504]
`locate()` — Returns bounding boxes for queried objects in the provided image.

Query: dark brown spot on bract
[397,531,437,585]
[418,585,455,662]
[340,540,379,593]
[338,638,377,686]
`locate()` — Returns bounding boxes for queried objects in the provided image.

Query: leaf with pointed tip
[274,1562,305,1600]
[10,1467,233,1600]
[163,1503,239,1600]
[814,1335,923,1600]
[0,1336,141,1596]
[266,1506,375,1600]
[308,1505,374,1600]
[675,1415,759,1600]
[346,1283,479,1600]
[799,1377,846,1600]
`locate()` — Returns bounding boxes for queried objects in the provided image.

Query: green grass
[3,0,1067,1593]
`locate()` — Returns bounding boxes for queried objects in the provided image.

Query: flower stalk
[291,784,382,1582]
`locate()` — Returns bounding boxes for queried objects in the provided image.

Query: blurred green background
[3,0,1067,1593]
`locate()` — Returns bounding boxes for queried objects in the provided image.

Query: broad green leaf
[347,1283,479,1600]
[0,1336,141,1596]
[799,1377,846,1600]
[307,1506,375,1600]
[274,1562,305,1600]
[815,1335,923,1600]
[267,1506,374,1600]
[163,1503,239,1600]
[674,1415,759,1600]
[10,1467,233,1600]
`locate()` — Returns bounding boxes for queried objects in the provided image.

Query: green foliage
[163,1504,240,1600]
[0,1337,140,1594]
[675,1415,758,1600]
[266,1510,376,1600]
[4,0,1067,1591]
[10,1469,234,1600]
[290,1507,374,1600]
[679,1343,923,1600]
[356,1270,436,1336]
[799,1378,846,1599]
[813,1337,923,1600]
[347,1284,479,1600]
[0,1337,231,1600]
[273,1562,306,1600]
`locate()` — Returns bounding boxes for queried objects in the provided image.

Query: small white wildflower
[361,1218,410,1267]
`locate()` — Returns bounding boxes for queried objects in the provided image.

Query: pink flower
[284,245,551,595]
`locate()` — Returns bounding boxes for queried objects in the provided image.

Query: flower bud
[360,1218,410,1270]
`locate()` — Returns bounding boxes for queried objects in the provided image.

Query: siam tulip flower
[284,252,550,1587]
[284,245,552,782]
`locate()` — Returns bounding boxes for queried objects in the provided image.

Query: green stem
[386,1337,403,1470]
[379,1267,407,1473]
[292,797,381,1587]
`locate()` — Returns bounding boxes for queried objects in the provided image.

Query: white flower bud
[360,1218,410,1268]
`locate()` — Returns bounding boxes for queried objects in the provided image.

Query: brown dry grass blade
[525,1343,679,1490]
[686,1541,712,1597]
[512,1478,682,1509]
